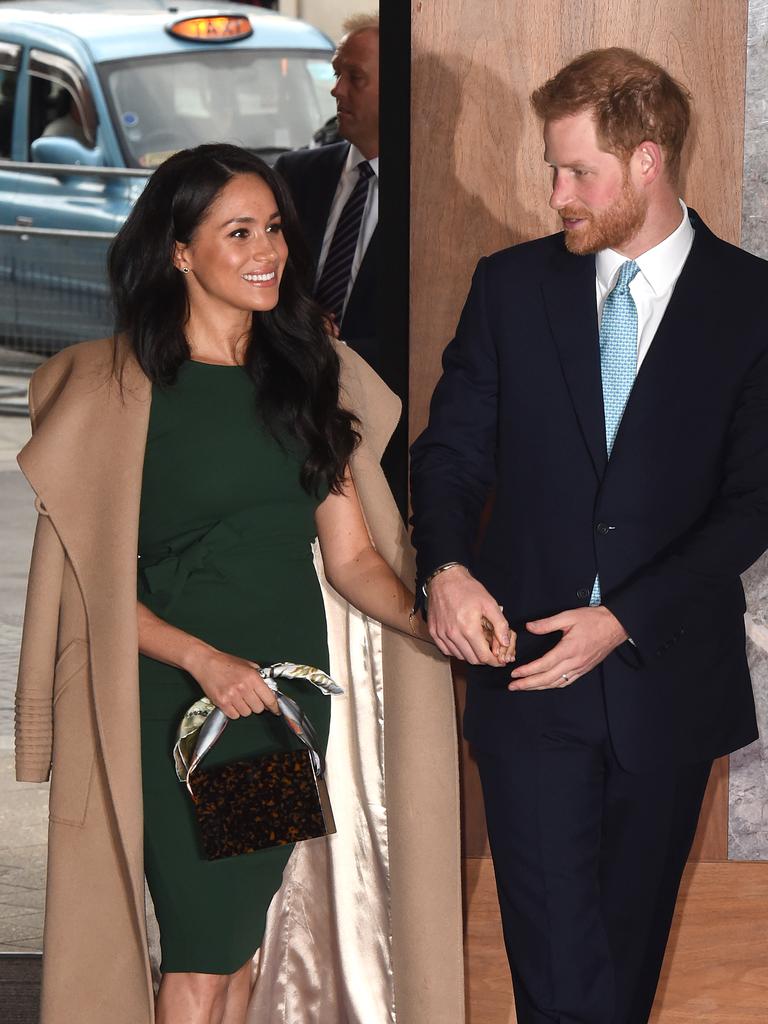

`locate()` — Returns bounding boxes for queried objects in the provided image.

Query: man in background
[276,13,378,362]
[411,47,768,1023]
[275,14,409,510]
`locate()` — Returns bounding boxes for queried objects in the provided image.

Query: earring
[181,267,190,274]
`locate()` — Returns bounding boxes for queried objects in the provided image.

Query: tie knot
[613,260,640,293]
[356,160,374,181]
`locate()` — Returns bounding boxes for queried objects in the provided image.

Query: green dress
[138,361,331,975]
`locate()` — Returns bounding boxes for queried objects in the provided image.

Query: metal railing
[0,160,151,359]
[0,226,116,357]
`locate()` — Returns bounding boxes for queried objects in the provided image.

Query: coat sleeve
[15,511,65,782]
[15,374,66,783]
[409,258,499,597]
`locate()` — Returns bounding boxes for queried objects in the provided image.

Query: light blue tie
[590,259,640,605]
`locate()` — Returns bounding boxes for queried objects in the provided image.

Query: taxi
[0,0,336,350]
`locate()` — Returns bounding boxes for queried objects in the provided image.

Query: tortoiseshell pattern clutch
[175,664,341,862]
[190,748,335,861]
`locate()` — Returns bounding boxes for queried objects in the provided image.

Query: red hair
[531,48,691,181]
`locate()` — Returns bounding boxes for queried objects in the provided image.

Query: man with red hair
[411,47,767,1024]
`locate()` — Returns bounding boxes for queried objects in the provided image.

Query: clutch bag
[175,664,339,861]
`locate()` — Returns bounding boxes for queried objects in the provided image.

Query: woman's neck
[184,307,252,365]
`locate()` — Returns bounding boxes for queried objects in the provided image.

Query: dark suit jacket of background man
[276,141,410,515]
[275,141,379,374]
[411,210,765,771]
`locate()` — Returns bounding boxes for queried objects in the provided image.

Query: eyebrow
[220,211,281,228]
[544,159,591,169]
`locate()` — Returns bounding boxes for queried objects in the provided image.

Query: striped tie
[590,259,640,606]
[315,160,374,324]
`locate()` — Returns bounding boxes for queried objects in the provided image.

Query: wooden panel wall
[410,0,748,862]
[464,858,768,1023]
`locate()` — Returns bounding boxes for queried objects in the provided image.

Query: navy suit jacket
[410,212,766,772]
[274,142,380,376]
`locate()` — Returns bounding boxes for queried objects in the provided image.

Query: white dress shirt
[595,199,694,369]
[315,145,379,317]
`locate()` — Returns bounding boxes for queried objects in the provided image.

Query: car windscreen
[99,49,336,168]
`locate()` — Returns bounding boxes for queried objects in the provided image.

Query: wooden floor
[464,857,768,1024]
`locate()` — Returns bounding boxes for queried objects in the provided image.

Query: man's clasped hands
[425,564,630,691]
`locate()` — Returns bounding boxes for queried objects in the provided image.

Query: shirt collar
[344,143,379,178]
[596,199,694,295]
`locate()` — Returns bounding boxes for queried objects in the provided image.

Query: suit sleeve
[15,376,65,783]
[410,258,498,598]
[605,344,768,658]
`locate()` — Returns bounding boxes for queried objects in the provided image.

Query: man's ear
[632,140,663,187]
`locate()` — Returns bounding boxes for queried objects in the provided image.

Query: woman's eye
[230,228,249,238]
[266,223,283,234]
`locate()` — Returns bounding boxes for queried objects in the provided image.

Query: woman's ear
[173,240,190,273]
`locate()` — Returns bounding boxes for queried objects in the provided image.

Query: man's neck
[347,137,378,161]
[615,192,684,260]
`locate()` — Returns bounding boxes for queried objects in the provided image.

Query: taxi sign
[167,15,253,43]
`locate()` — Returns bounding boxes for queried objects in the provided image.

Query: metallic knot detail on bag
[174,662,342,861]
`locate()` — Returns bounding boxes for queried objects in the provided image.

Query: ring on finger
[561,673,570,682]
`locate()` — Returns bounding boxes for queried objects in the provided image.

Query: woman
[15,145,465,1024]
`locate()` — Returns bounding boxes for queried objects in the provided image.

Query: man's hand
[508,606,628,690]
[427,565,515,665]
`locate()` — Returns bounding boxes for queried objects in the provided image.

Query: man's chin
[563,226,598,255]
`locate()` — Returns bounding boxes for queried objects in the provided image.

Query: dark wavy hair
[107,143,358,495]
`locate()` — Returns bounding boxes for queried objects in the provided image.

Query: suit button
[576,587,590,600]
[596,522,611,535]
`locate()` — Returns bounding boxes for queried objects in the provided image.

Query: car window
[28,49,98,154]
[100,50,336,168]
[0,42,21,158]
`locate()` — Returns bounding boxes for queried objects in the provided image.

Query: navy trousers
[473,671,711,1024]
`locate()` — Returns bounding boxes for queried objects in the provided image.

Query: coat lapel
[303,143,350,264]
[18,339,151,905]
[541,247,607,478]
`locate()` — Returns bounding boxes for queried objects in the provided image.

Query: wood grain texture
[464,857,768,1023]
[411,0,748,864]
[689,755,729,861]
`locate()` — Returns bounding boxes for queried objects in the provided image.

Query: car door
[14,48,119,351]
[0,40,21,341]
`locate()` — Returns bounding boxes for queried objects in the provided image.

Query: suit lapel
[541,247,607,478]
[607,212,715,462]
[304,143,350,264]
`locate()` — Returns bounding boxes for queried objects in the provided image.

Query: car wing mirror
[29,137,105,169]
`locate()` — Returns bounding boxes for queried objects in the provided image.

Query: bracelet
[421,561,466,598]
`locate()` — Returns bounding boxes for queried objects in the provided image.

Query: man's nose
[549,172,571,210]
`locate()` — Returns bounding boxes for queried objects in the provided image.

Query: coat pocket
[50,639,95,827]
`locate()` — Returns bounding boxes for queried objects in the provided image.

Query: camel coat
[15,338,464,1024]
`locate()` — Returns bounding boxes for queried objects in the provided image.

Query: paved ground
[0,403,48,954]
